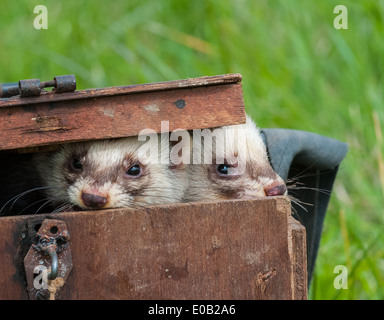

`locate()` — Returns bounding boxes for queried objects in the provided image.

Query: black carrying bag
[261,129,348,285]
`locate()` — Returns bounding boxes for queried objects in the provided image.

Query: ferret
[0,116,284,215]
[0,134,189,215]
[183,115,287,202]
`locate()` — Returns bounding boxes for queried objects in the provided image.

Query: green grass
[1,0,383,299]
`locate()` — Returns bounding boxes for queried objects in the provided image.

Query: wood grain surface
[0,197,307,300]
[0,74,245,151]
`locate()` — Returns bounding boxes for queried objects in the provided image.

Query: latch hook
[47,245,58,281]
[24,219,73,300]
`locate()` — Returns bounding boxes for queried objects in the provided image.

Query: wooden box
[0,74,306,300]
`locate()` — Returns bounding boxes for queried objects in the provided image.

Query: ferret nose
[264,184,287,196]
[81,192,108,209]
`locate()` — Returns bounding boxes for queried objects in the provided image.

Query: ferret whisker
[287,198,305,224]
[17,197,53,215]
[286,180,306,187]
[287,185,332,196]
[288,195,310,213]
[289,195,313,207]
[287,168,336,183]
[35,199,56,215]
[10,187,52,209]
[0,186,53,215]
[52,203,74,213]
[287,161,322,181]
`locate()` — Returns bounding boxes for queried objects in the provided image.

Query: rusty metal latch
[24,219,73,300]
[0,74,76,98]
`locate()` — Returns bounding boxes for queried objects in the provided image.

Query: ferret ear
[169,130,191,168]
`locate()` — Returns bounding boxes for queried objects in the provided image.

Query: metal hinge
[0,74,76,98]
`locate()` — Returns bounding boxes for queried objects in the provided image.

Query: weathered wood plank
[0,197,306,300]
[0,73,243,108]
[0,81,245,151]
[288,216,307,300]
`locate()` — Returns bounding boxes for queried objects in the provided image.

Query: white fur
[34,134,189,211]
[184,115,286,202]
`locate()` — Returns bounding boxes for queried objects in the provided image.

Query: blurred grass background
[0,0,383,299]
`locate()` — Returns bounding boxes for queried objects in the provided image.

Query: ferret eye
[70,159,83,171]
[126,164,141,176]
[217,164,229,175]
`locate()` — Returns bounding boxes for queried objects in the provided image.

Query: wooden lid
[0,74,245,151]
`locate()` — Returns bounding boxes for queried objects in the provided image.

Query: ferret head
[184,115,287,202]
[34,135,188,211]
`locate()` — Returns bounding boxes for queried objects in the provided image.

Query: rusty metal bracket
[24,219,73,300]
[0,74,76,98]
